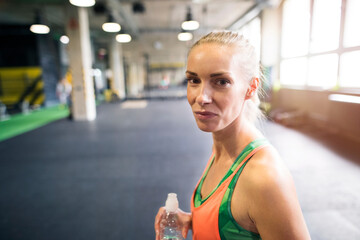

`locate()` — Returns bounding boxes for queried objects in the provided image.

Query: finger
[154,220,160,240]
[154,211,161,231]
[154,208,164,228]
[182,225,189,239]
[182,229,186,239]
[154,208,165,240]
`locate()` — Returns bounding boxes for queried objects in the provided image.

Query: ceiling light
[178,31,193,41]
[69,0,96,7]
[181,7,199,31]
[181,20,199,31]
[102,15,121,32]
[30,24,50,34]
[30,11,50,34]
[116,33,132,43]
[102,22,121,32]
[60,35,70,44]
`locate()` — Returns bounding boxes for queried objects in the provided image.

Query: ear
[245,77,260,100]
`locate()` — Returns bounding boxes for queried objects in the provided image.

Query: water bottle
[160,193,183,240]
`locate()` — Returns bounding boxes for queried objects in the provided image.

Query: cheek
[221,92,244,115]
[187,86,195,105]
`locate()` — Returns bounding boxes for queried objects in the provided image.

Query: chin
[195,121,218,133]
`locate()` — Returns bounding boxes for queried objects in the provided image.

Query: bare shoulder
[242,145,297,210]
[238,145,311,240]
[244,145,293,192]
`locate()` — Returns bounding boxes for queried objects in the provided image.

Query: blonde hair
[189,30,265,123]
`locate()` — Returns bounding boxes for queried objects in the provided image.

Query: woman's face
[186,43,249,133]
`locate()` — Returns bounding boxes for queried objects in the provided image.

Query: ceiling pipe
[106,0,139,38]
[227,0,279,30]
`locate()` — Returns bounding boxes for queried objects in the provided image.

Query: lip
[194,111,218,120]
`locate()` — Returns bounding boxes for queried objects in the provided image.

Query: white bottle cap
[165,193,179,212]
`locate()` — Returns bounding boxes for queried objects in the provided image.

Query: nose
[196,83,212,106]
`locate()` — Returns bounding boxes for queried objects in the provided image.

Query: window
[310,0,342,53]
[343,0,360,48]
[308,54,338,88]
[281,0,310,58]
[339,51,360,88]
[280,58,308,86]
[280,0,360,89]
[239,17,261,60]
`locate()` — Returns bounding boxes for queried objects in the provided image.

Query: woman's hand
[154,207,192,240]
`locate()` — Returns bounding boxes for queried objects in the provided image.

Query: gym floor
[1,99,359,240]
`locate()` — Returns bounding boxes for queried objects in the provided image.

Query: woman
[155,31,310,240]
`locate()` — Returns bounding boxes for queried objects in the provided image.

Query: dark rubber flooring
[1,99,359,240]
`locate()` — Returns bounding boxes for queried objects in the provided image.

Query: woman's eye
[215,79,230,86]
[187,78,200,84]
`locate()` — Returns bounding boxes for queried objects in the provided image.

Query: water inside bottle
[160,212,182,240]
[162,226,182,240]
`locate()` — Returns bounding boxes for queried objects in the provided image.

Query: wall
[271,88,360,142]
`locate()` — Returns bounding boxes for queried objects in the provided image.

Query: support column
[127,62,139,97]
[65,6,96,121]
[127,57,146,98]
[109,38,126,99]
[137,57,145,94]
[261,6,282,95]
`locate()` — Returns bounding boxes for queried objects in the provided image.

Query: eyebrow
[185,71,230,77]
[186,71,197,76]
[210,72,230,77]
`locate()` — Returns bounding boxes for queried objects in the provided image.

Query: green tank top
[194,139,267,240]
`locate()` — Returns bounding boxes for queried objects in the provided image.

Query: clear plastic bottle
[160,193,183,240]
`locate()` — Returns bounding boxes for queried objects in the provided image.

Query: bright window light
[339,51,360,88]
[344,0,360,47]
[102,22,121,33]
[30,24,50,34]
[178,32,193,41]
[280,57,307,86]
[329,94,360,104]
[239,17,261,61]
[308,54,338,89]
[310,0,342,53]
[60,35,69,44]
[181,20,199,31]
[281,0,310,58]
[69,0,95,7]
[116,34,132,43]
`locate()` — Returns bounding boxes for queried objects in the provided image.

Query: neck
[212,117,261,163]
